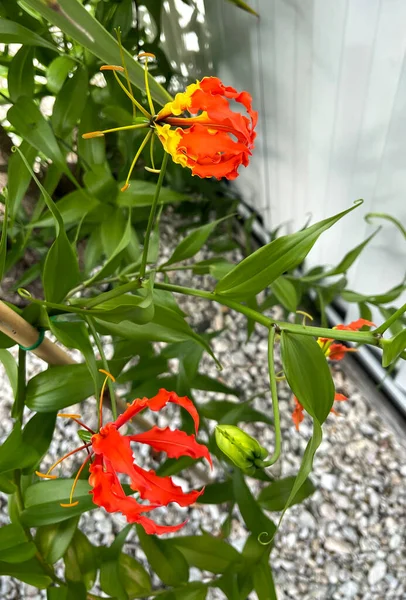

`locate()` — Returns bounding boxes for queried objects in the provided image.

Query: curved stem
[374,302,406,335]
[139,152,168,279]
[153,281,383,347]
[259,327,281,467]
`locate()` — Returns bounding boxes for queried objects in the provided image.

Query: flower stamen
[60,452,93,508]
[121,129,153,192]
[58,413,95,434]
[35,443,91,480]
[138,52,156,117]
[108,68,152,120]
[98,369,116,428]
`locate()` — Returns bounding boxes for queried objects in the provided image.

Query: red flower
[36,374,211,535]
[155,77,257,180]
[317,318,375,361]
[292,393,348,431]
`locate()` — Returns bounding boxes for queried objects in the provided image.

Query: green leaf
[83,164,117,202]
[7,45,35,102]
[215,201,363,299]
[170,534,241,574]
[281,332,335,424]
[253,559,277,600]
[101,206,128,257]
[159,583,208,600]
[0,557,52,588]
[233,471,276,539]
[64,530,97,590]
[116,181,186,207]
[137,526,189,586]
[7,98,71,178]
[46,55,76,94]
[220,402,273,426]
[382,330,406,367]
[7,142,37,224]
[0,349,18,396]
[271,276,298,312]
[0,18,57,50]
[192,258,234,279]
[52,66,89,137]
[36,517,79,564]
[199,480,234,504]
[342,282,406,305]
[164,216,230,266]
[21,0,171,106]
[0,524,36,563]
[43,232,81,303]
[22,480,95,527]
[365,211,406,240]
[77,97,106,167]
[258,476,316,511]
[101,552,151,599]
[30,190,99,229]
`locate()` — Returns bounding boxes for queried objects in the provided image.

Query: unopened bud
[215,425,268,474]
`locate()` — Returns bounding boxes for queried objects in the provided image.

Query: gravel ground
[1,216,406,599]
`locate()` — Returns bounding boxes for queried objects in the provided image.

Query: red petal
[131,464,204,507]
[130,426,212,467]
[334,393,348,402]
[292,397,305,431]
[335,318,375,331]
[135,515,188,535]
[146,389,200,434]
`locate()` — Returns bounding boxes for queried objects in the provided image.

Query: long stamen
[296,310,314,326]
[98,369,116,429]
[121,129,153,192]
[138,52,156,116]
[57,413,95,434]
[82,123,149,139]
[60,452,93,508]
[35,443,91,479]
[110,69,152,120]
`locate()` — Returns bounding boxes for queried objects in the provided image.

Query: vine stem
[374,302,406,335]
[153,281,383,347]
[139,152,168,279]
[260,326,281,467]
[85,316,117,420]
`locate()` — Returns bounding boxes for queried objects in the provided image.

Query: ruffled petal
[291,397,304,431]
[327,343,357,361]
[130,463,204,507]
[335,318,375,331]
[130,426,212,467]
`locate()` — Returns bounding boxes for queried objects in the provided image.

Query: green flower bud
[215,425,268,474]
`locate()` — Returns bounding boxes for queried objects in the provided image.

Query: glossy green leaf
[281,332,335,424]
[100,552,151,600]
[0,18,57,50]
[86,212,132,284]
[199,480,234,504]
[7,141,37,224]
[233,471,276,539]
[35,517,79,564]
[382,330,406,367]
[191,374,241,397]
[77,97,106,166]
[43,231,81,303]
[22,480,95,527]
[159,583,208,600]
[46,55,76,94]
[7,45,34,102]
[253,559,277,600]
[64,530,97,590]
[29,190,99,229]
[137,526,189,586]
[192,257,234,279]
[80,291,155,325]
[116,181,186,207]
[164,216,230,266]
[342,282,405,305]
[258,476,316,511]
[22,0,171,106]
[271,276,298,312]
[215,201,363,299]
[170,534,241,574]
[0,557,52,588]
[0,473,17,494]
[219,402,273,426]
[51,66,88,137]
[0,196,8,280]
[0,524,36,563]
[7,98,71,178]
[0,349,18,396]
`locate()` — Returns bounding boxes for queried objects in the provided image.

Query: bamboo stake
[0,300,75,365]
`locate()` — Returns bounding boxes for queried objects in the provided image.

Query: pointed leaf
[0,18,57,50]
[137,526,189,586]
[7,45,35,102]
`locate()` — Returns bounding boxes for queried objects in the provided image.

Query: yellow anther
[82,131,104,139]
[98,369,116,382]
[60,501,79,508]
[296,310,314,326]
[138,52,156,61]
[35,471,58,480]
[100,65,125,72]
[58,413,82,419]
[121,183,130,192]
[145,167,161,173]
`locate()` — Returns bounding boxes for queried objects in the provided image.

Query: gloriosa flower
[36,371,211,535]
[83,53,256,186]
[292,318,375,430]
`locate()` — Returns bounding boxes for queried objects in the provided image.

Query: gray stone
[368,560,387,585]
[339,581,359,598]
[389,534,402,550]
[320,473,337,492]
[324,537,353,555]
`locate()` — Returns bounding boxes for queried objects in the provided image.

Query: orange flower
[292,393,348,431]
[317,318,375,361]
[83,58,257,185]
[155,77,257,180]
[36,373,211,535]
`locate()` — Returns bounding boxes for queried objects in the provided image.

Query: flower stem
[153,281,383,347]
[260,326,281,467]
[373,302,406,335]
[85,317,117,420]
[139,152,168,279]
